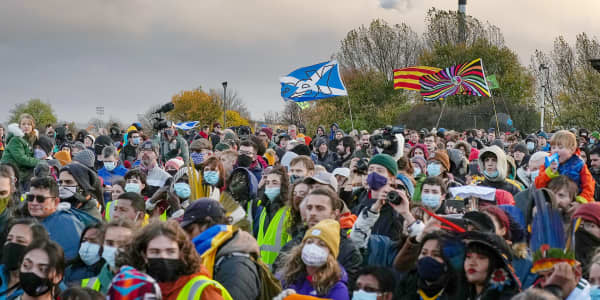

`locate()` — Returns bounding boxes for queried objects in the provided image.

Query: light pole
[539,64,549,131]
[222,81,227,128]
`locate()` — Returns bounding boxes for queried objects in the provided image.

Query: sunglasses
[26,194,54,203]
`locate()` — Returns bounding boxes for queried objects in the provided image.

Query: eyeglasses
[26,194,54,203]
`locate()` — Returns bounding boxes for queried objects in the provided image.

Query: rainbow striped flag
[393,66,442,91]
[420,58,491,101]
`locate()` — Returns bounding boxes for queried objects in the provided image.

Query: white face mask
[352,290,378,300]
[59,186,77,199]
[301,243,329,267]
[79,242,101,266]
[102,245,118,269]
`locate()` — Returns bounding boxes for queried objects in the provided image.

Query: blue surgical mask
[427,163,442,176]
[79,242,101,266]
[421,193,441,208]
[101,245,118,269]
[34,149,46,159]
[191,152,204,165]
[264,187,281,201]
[104,161,116,171]
[483,170,499,178]
[530,169,540,182]
[125,183,141,194]
[352,290,378,300]
[527,142,535,151]
[203,171,219,185]
[132,137,141,145]
[174,182,191,199]
[590,285,600,300]
[413,168,421,177]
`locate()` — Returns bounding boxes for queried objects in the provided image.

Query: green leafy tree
[167,88,223,128]
[8,99,57,129]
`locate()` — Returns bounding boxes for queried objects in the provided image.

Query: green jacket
[156,134,189,164]
[0,124,39,181]
[412,174,426,203]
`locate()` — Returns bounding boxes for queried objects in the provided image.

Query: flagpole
[346,97,355,131]
[491,95,500,133]
[435,99,447,129]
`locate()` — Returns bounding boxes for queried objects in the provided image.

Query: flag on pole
[420,58,491,101]
[487,74,500,89]
[393,66,442,90]
[280,60,347,102]
[174,121,199,130]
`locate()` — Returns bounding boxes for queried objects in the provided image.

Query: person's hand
[370,194,385,213]
[543,262,579,297]
[349,157,360,172]
[567,202,581,218]
[416,218,441,243]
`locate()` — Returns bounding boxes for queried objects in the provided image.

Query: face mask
[483,170,499,178]
[417,256,447,282]
[265,187,281,201]
[104,161,116,171]
[237,154,253,168]
[367,172,387,191]
[427,163,442,177]
[166,129,175,136]
[59,186,77,199]
[146,258,185,283]
[413,168,421,177]
[125,183,141,194]
[132,137,141,146]
[19,272,53,297]
[102,245,118,269]
[0,196,10,214]
[590,285,600,299]
[301,243,329,267]
[1,243,27,271]
[34,149,47,159]
[290,175,303,185]
[530,170,540,182]
[79,242,101,266]
[203,171,220,186]
[174,182,191,199]
[352,290,378,300]
[421,193,441,209]
[190,152,205,166]
[526,142,535,151]
[167,169,178,176]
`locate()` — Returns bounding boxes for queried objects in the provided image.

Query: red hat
[572,203,600,225]
[482,205,511,240]
[495,189,515,205]
[260,127,273,140]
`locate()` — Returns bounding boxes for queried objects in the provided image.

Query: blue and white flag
[280,60,348,102]
[174,121,199,131]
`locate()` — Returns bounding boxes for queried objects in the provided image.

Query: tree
[221,110,250,128]
[208,88,251,120]
[167,89,223,128]
[337,19,422,80]
[8,99,57,129]
[263,111,282,125]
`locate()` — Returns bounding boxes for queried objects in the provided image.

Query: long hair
[18,113,37,146]
[117,220,201,275]
[201,156,226,188]
[21,239,65,296]
[281,242,341,296]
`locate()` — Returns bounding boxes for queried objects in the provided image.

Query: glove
[272,289,296,300]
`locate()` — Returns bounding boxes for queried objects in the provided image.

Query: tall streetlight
[222,81,227,128]
[539,64,550,131]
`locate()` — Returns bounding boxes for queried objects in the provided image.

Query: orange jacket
[535,163,595,203]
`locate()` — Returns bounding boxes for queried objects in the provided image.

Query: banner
[280,60,347,102]
[420,58,491,101]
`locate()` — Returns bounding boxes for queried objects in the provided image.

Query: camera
[152,118,172,131]
[355,158,369,175]
[386,190,402,205]
[369,125,404,157]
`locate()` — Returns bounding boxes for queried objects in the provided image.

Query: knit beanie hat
[369,154,398,176]
[73,149,96,169]
[54,150,72,166]
[165,158,184,170]
[260,127,273,140]
[482,205,511,240]
[303,219,340,259]
[190,138,212,151]
[592,131,600,140]
[513,143,528,155]
[572,203,600,225]
[430,151,450,172]
[107,266,162,300]
[215,143,230,152]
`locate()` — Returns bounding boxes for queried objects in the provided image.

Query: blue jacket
[41,209,97,260]
[285,267,349,300]
[64,258,105,285]
[0,264,23,300]
[97,165,128,186]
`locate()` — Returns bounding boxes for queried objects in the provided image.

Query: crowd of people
[1,114,600,299]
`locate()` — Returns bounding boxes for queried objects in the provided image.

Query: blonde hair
[281,242,341,296]
[550,130,577,151]
[19,113,37,144]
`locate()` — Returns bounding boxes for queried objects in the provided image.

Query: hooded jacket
[0,124,40,180]
[477,146,521,195]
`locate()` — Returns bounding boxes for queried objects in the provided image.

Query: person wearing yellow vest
[81,219,136,293]
[181,198,261,300]
[248,165,291,268]
[105,192,147,226]
[118,220,232,300]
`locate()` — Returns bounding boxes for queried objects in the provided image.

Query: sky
[0,0,598,125]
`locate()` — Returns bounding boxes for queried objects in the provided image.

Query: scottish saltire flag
[174,121,199,130]
[280,60,348,102]
[420,58,491,101]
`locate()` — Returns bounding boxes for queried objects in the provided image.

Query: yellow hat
[302,219,340,259]
[54,150,72,166]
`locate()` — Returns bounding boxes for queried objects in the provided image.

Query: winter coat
[535,152,595,203]
[349,207,400,267]
[285,267,349,300]
[477,146,522,195]
[312,151,340,173]
[396,270,464,300]
[157,134,189,164]
[351,190,404,241]
[119,143,138,163]
[64,257,105,285]
[40,209,98,260]
[0,124,39,182]
[97,165,128,186]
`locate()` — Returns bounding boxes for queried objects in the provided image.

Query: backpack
[214,252,282,300]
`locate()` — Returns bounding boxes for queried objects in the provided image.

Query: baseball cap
[180,198,226,228]
[140,140,157,153]
[332,168,350,178]
[304,172,338,192]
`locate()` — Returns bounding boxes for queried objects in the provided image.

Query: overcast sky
[0,0,597,125]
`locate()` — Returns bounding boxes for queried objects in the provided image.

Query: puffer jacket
[0,124,39,182]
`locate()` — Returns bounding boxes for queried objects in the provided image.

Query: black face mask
[1,243,27,271]
[146,258,185,283]
[19,272,53,297]
[167,170,178,177]
[237,154,253,168]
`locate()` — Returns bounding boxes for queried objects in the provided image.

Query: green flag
[487,74,500,89]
